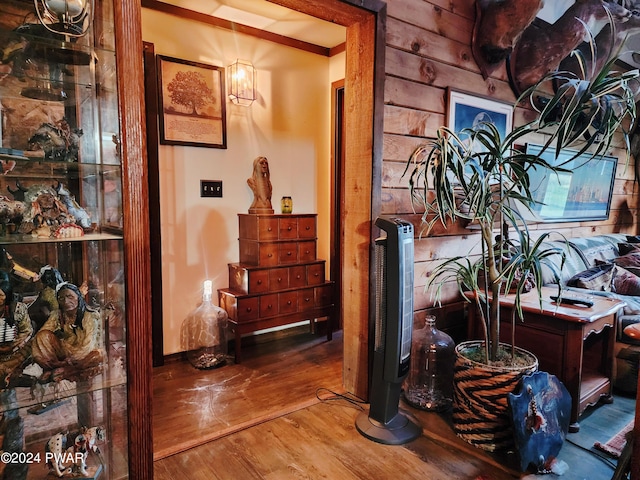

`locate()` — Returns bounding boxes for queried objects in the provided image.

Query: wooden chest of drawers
[219,214,334,362]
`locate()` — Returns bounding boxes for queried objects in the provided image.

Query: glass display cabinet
[0,0,149,478]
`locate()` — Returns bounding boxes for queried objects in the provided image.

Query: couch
[539,233,640,392]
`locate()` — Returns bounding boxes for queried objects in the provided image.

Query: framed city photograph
[156,55,227,148]
[447,89,513,142]
[525,143,618,222]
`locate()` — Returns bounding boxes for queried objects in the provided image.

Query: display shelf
[0,0,133,477]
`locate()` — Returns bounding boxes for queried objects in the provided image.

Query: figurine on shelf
[0,271,34,389]
[45,425,105,478]
[27,117,83,162]
[55,182,92,229]
[247,156,274,214]
[28,265,64,331]
[31,282,103,383]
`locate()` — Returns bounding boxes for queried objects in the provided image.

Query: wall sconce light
[228,59,256,106]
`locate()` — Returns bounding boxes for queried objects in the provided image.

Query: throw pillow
[615,252,640,269]
[618,242,640,255]
[612,266,640,296]
[566,263,615,291]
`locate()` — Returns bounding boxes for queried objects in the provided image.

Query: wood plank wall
[382,0,639,312]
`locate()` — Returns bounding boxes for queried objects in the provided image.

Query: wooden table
[467,286,626,432]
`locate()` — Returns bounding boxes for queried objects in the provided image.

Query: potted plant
[405,53,638,451]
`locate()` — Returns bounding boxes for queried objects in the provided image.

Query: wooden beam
[141,0,331,56]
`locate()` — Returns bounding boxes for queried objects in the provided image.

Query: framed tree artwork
[156,55,227,148]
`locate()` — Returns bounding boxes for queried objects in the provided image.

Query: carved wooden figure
[508,0,632,95]
[472,0,545,79]
[247,156,274,214]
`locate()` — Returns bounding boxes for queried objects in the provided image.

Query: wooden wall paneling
[387,0,474,45]
[384,78,445,113]
[385,47,514,102]
[383,104,445,136]
[113,0,154,478]
[386,17,480,75]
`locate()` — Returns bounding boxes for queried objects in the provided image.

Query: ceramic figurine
[27,117,83,162]
[0,270,34,388]
[55,182,92,229]
[31,282,104,383]
[45,425,105,478]
[247,156,274,214]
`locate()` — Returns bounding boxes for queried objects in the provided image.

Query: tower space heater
[355,216,421,445]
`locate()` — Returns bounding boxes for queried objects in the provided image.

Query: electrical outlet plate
[201,180,222,197]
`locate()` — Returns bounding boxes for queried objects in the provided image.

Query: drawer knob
[296,274,302,279]
[314,273,319,277]
[268,304,273,309]
[305,226,310,230]
[277,277,282,282]
[287,300,292,305]
[246,307,252,312]
[305,250,310,254]
[268,227,272,231]
[268,253,273,257]
[257,280,262,285]
[305,297,311,302]
[288,226,292,231]
[287,251,292,256]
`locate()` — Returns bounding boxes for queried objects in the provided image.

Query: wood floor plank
[154,401,518,480]
[153,329,636,479]
[153,330,343,458]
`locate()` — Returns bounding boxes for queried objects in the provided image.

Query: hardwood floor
[152,329,635,479]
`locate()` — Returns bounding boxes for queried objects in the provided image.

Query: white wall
[142,9,344,355]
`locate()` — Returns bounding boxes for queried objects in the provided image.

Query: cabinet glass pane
[0,0,128,477]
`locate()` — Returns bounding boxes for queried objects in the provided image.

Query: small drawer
[248,269,269,293]
[315,284,333,308]
[257,217,279,240]
[279,217,298,239]
[298,241,316,262]
[279,291,298,314]
[306,263,325,286]
[298,288,315,311]
[236,296,260,321]
[260,294,278,318]
[258,244,279,266]
[269,268,289,290]
[289,266,306,288]
[298,217,316,238]
[279,242,299,264]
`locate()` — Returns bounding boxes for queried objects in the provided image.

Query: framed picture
[156,55,227,148]
[524,144,618,222]
[447,89,513,143]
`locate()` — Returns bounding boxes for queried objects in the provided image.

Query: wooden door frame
[114,0,153,477]
[273,0,386,399]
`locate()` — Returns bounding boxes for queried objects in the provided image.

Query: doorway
[146,0,385,400]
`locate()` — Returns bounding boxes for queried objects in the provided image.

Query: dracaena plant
[405,56,638,364]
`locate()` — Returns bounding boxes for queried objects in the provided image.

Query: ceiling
[158,0,346,49]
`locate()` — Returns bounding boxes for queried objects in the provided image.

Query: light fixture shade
[228,59,256,106]
[34,0,93,37]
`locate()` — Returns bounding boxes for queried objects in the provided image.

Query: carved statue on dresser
[247,156,274,214]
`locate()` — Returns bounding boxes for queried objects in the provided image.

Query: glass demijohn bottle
[184,280,228,369]
[403,315,455,411]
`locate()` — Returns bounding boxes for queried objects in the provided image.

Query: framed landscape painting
[156,55,227,148]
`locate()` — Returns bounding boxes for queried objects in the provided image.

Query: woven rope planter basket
[452,340,538,452]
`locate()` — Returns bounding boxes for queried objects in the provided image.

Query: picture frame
[524,143,618,222]
[447,88,513,142]
[156,55,227,148]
